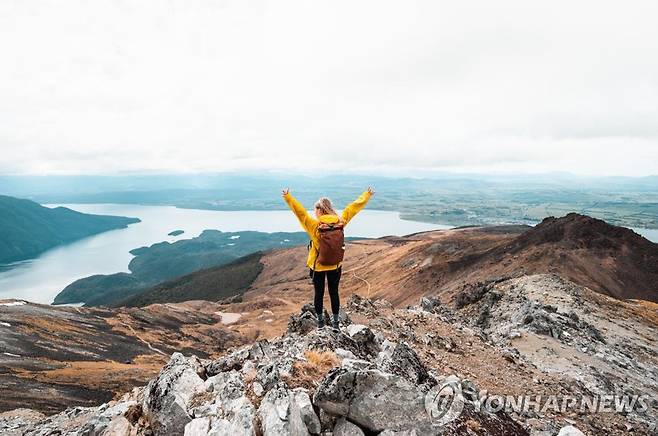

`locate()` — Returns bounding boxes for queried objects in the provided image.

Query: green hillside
[117,251,264,307]
[0,195,139,264]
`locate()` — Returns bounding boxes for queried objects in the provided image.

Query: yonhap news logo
[424,376,465,427]
[424,376,656,428]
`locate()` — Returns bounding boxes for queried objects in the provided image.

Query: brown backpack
[315,222,345,265]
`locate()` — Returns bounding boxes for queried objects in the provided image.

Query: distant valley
[5,173,658,229]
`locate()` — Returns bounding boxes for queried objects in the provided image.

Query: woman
[282,187,374,330]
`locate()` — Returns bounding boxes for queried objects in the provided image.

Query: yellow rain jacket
[283,190,372,271]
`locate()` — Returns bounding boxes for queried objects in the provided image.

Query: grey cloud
[0,0,657,176]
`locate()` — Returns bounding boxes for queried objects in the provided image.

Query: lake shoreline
[2,203,656,305]
[0,204,450,304]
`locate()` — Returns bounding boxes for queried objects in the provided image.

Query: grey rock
[207,348,250,375]
[288,304,322,335]
[319,409,337,432]
[333,417,365,436]
[345,324,381,356]
[256,362,281,392]
[206,418,232,435]
[557,425,586,436]
[314,367,430,432]
[259,386,312,436]
[249,339,274,361]
[379,430,421,436]
[185,417,211,435]
[190,403,219,418]
[76,400,139,435]
[420,297,441,313]
[293,389,321,435]
[460,378,479,402]
[242,360,256,375]
[303,328,364,359]
[334,347,357,360]
[253,381,264,397]
[192,370,258,435]
[379,342,432,385]
[102,415,132,435]
[341,358,375,371]
[222,403,259,436]
[143,353,206,436]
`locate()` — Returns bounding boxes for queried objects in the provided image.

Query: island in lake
[54,229,310,306]
[168,229,184,236]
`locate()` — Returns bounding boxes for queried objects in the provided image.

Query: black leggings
[310,267,342,316]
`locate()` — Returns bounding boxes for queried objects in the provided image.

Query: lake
[0,204,451,304]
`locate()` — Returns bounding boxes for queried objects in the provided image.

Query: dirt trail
[117,320,166,356]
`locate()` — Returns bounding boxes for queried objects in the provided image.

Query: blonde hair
[314,197,338,216]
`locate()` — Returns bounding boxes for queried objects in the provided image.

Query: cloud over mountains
[1,1,657,176]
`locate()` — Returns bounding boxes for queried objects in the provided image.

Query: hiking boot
[317,318,325,329]
[331,313,341,331]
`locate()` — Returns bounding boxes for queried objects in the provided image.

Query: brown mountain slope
[0,300,247,413]
[418,213,658,303]
[485,213,658,301]
[229,214,657,318]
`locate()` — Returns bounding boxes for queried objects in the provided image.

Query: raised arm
[282,188,317,235]
[341,187,374,226]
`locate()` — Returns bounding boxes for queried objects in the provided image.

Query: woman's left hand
[282,187,290,196]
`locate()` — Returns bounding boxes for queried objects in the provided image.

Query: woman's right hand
[367,186,375,195]
[282,187,290,196]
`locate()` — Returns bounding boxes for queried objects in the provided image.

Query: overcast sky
[1,1,657,176]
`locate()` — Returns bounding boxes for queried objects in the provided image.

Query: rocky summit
[2,274,656,435]
[0,301,526,436]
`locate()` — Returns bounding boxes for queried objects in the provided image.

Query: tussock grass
[283,350,340,391]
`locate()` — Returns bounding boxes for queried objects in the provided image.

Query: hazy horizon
[1,169,658,179]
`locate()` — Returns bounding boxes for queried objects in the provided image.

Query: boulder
[379,342,432,386]
[345,324,381,356]
[288,310,319,335]
[202,371,258,435]
[334,417,365,436]
[249,339,274,361]
[335,347,357,360]
[420,297,441,313]
[314,367,431,432]
[77,400,139,435]
[557,425,586,436]
[98,415,132,436]
[304,328,364,359]
[258,386,316,436]
[379,430,422,436]
[256,362,281,392]
[218,402,258,436]
[143,353,206,436]
[184,417,211,435]
[293,389,321,435]
[206,348,250,376]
